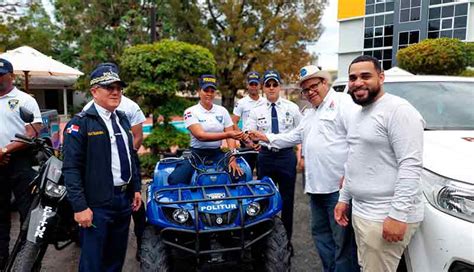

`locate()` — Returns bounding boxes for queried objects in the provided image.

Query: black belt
[114,184,128,193]
[261,146,293,153]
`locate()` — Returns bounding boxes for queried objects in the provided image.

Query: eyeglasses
[301,81,322,95]
[264,82,279,88]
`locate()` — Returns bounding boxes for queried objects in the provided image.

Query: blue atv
[141,149,290,272]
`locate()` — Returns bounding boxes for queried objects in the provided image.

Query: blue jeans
[310,192,359,272]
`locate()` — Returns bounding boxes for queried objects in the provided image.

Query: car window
[332,84,347,93]
[384,81,474,130]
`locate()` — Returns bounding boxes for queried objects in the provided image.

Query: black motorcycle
[5,107,78,272]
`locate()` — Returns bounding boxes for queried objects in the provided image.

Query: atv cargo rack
[154,181,279,256]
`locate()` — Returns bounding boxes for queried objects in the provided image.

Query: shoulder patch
[66,124,80,135]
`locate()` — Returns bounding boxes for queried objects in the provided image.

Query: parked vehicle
[39,109,60,150]
[333,75,474,272]
[141,149,290,271]
[5,107,78,272]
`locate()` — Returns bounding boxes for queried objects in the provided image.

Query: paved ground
[9,172,322,271]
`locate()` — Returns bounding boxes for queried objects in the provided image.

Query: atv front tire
[140,225,171,272]
[11,240,46,272]
[261,216,291,272]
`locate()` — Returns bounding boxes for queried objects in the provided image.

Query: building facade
[337,0,474,78]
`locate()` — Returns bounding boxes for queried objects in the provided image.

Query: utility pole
[150,3,156,43]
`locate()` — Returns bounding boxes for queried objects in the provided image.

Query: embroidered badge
[184,111,192,120]
[216,115,223,123]
[87,131,105,136]
[8,99,19,110]
[66,124,80,134]
[329,100,335,110]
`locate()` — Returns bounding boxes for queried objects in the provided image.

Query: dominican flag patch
[66,124,80,134]
[184,111,192,120]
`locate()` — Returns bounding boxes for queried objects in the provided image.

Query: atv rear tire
[261,217,291,272]
[140,225,171,272]
[11,241,46,272]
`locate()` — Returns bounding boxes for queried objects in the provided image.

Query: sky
[308,0,339,70]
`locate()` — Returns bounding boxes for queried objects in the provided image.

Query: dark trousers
[241,152,257,175]
[79,189,132,272]
[0,156,34,261]
[310,192,359,272]
[257,148,296,240]
[131,150,145,244]
[168,148,224,185]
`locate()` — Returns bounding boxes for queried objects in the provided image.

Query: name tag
[87,131,105,136]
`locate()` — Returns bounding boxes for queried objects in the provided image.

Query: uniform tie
[271,103,279,134]
[111,113,131,182]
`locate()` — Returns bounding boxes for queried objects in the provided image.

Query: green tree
[0,2,58,55]
[120,39,216,152]
[53,0,150,88]
[159,0,326,110]
[397,38,470,76]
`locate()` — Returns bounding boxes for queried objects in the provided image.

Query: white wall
[468,3,474,41]
[337,52,362,78]
[338,18,364,54]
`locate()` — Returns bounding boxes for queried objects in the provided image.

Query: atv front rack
[154,181,277,205]
[153,181,279,258]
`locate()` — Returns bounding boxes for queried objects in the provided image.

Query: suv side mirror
[19,106,34,123]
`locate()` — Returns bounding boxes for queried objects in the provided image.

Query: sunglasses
[202,88,216,93]
[97,84,123,92]
[301,81,322,95]
[264,82,279,88]
[248,82,259,86]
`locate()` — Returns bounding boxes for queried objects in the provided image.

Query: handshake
[226,130,269,149]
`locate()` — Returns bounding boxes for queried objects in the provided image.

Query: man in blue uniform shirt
[63,64,142,272]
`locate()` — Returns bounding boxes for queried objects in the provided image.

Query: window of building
[398,30,420,50]
[366,0,395,15]
[400,0,422,23]
[364,13,394,50]
[363,49,393,70]
[428,3,468,40]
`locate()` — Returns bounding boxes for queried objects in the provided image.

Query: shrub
[143,124,190,154]
[397,38,468,75]
[139,153,160,179]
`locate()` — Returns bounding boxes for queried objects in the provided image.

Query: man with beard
[249,65,359,271]
[334,55,424,272]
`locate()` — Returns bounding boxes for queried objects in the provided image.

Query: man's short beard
[350,86,380,106]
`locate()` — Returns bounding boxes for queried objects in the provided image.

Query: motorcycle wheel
[256,216,291,272]
[140,225,171,272]
[11,241,46,272]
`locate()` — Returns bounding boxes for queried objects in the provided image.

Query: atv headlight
[172,208,190,224]
[421,170,474,223]
[45,180,66,198]
[246,202,261,217]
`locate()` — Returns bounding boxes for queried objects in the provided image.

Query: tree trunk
[220,91,235,112]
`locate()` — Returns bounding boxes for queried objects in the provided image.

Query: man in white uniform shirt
[0,58,43,269]
[244,70,302,252]
[232,71,265,172]
[335,55,424,272]
[249,66,359,271]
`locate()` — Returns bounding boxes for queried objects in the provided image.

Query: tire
[11,241,46,272]
[140,225,171,272]
[260,216,291,272]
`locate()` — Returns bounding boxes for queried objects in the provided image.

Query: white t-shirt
[233,95,265,128]
[84,95,146,126]
[0,87,42,147]
[184,103,233,149]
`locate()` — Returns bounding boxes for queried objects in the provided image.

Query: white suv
[333,74,474,272]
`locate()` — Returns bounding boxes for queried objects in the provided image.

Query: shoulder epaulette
[75,111,87,118]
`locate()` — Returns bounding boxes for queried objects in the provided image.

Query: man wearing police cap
[63,64,142,271]
[0,58,43,269]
